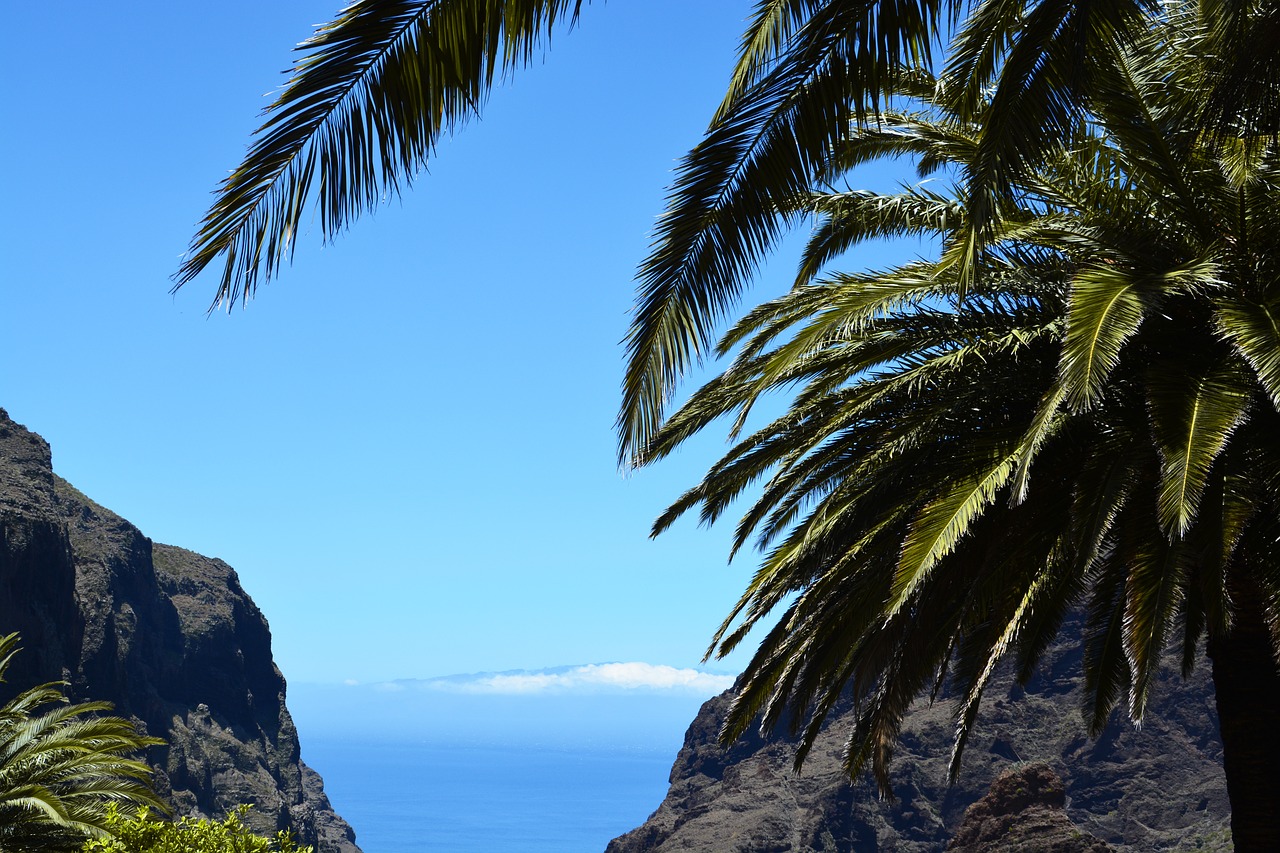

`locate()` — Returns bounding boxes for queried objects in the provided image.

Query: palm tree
[173,1,1280,459]
[0,634,166,852]
[638,14,1280,849]
[176,1,1280,847]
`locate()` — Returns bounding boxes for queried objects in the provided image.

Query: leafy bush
[83,806,312,853]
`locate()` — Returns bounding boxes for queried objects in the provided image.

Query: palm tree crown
[640,8,1280,846]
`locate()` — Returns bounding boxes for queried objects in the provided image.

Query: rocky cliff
[946,764,1113,853]
[0,410,359,853]
[610,615,1230,851]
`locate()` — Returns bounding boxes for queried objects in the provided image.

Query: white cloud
[418,663,735,696]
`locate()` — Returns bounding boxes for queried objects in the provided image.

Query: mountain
[0,410,359,852]
[609,613,1231,851]
[946,763,1114,852]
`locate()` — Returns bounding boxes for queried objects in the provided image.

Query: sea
[302,737,675,852]
[287,683,714,853]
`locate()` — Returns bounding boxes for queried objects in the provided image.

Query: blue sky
[4,2,918,688]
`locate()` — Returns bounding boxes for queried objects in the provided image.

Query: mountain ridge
[0,409,359,852]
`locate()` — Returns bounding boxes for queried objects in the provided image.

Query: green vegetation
[647,0,1280,783]
[179,1,1280,848]
[0,633,165,852]
[634,8,1280,846]
[82,806,312,853]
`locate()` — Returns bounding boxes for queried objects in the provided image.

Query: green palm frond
[175,0,586,307]
[1217,296,1280,408]
[1118,508,1187,720]
[1056,257,1221,413]
[795,188,962,287]
[1081,557,1131,735]
[620,30,862,462]
[0,634,164,852]
[720,0,955,125]
[1148,358,1253,537]
[948,568,1052,782]
[618,1,977,464]
[891,448,1019,614]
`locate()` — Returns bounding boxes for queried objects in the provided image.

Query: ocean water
[303,737,675,852]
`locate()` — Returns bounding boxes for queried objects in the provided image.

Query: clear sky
[4,2,915,687]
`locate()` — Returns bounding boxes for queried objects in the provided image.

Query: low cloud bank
[376,663,735,696]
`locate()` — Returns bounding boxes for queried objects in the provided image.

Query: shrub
[83,805,312,853]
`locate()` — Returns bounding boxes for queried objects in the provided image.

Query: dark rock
[0,410,359,853]
[946,764,1113,852]
[609,616,1232,852]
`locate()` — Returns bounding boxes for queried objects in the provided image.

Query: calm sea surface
[303,738,674,852]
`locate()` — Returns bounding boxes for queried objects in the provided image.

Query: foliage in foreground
[639,7,1280,846]
[83,806,313,853]
[0,633,165,852]
[647,4,1280,780]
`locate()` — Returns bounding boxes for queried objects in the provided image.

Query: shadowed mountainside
[610,615,1230,851]
[0,409,359,852]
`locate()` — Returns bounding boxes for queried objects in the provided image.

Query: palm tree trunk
[1206,572,1280,852]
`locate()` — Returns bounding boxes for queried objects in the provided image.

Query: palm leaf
[1120,512,1186,721]
[175,0,585,307]
[1147,357,1252,537]
[619,0,961,464]
[890,446,1019,615]
[1058,264,1148,411]
[1216,295,1280,409]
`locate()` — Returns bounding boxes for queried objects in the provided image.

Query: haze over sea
[288,665,732,852]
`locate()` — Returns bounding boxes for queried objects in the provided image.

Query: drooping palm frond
[618,1,1182,460]
[175,0,585,308]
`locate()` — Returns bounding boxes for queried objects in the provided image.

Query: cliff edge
[0,410,359,853]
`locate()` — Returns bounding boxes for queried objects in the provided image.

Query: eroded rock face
[946,764,1113,852]
[609,617,1232,852]
[0,410,359,853]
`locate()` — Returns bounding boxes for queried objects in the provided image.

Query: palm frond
[1216,295,1280,409]
[1120,510,1186,721]
[891,446,1019,614]
[175,0,585,307]
[1058,268,1146,408]
[1148,357,1252,536]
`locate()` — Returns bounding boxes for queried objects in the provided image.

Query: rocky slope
[609,617,1231,851]
[946,764,1113,853]
[0,410,359,853]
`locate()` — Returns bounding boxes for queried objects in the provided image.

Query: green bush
[82,805,312,853]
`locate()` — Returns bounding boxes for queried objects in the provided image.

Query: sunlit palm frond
[1148,357,1253,537]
